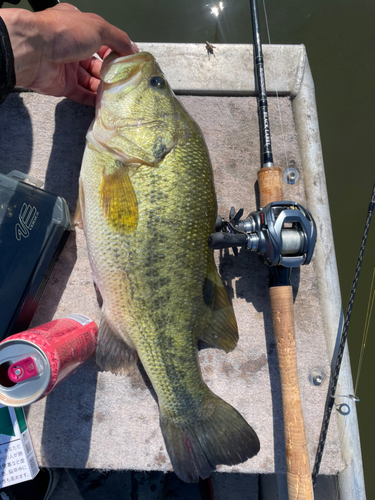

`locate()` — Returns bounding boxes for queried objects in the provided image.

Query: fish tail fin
[160,393,260,483]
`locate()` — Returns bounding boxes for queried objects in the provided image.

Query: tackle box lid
[0,171,71,339]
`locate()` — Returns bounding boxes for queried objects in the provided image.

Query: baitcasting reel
[208,201,317,268]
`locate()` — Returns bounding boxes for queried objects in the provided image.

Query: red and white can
[0,314,98,406]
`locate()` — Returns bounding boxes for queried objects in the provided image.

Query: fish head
[89,52,190,166]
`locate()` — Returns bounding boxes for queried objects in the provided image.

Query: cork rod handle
[257,166,283,208]
[269,286,314,500]
[258,165,314,499]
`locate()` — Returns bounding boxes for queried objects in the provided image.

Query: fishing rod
[208,1,317,498]
[312,180,375,485]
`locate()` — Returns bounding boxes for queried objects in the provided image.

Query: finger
[77,64,100,93]
[77,12,136,56]
[65,84,97,107]
[97,21,137,56]
[97,46,112,60]
[80,57,103,80]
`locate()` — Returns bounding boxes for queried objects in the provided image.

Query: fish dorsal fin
[100,162,138,233]
[96,313,138,374]
[199,258,238,353]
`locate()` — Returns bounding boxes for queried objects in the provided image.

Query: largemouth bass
[77,51,260,482]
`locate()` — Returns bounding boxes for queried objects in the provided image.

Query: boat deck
[0,44,364,498]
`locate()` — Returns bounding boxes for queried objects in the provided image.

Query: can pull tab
[8,357,39,383]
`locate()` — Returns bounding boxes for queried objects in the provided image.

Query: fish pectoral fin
[199,259,238,352]
[160,393,260,483]
[96,314,138,374]
[100,162,138,233]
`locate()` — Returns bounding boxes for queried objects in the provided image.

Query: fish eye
[150,76,165,88]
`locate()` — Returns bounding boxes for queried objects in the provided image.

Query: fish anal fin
[199,262,238,352]
[100,163,138,233]
[96,314,137,374]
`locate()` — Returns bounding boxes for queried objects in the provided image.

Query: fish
[76,51,260,482]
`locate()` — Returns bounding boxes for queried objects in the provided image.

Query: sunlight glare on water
[208,1,225,18]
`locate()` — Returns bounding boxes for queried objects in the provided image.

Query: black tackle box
[0,171,71,339]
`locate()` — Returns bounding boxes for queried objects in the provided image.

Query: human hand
[1,3,138,106]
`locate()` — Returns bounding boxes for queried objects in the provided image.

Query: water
[13,0,375,494]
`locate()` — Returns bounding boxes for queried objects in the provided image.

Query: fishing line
[354,266,375,394]
[325,269,375,500]
[260,0,290,172]
[330,267,375,500]
[333,393,358,500]
[312,180,375,486]
[258,0,374,492]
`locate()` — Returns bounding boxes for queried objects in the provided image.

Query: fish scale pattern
[79,51,259,483]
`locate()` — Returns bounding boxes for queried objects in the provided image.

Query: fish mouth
[100,51,155,85]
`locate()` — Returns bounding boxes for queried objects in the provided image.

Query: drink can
[0,314,98,406]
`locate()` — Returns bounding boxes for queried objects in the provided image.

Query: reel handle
[208,232,247,250]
